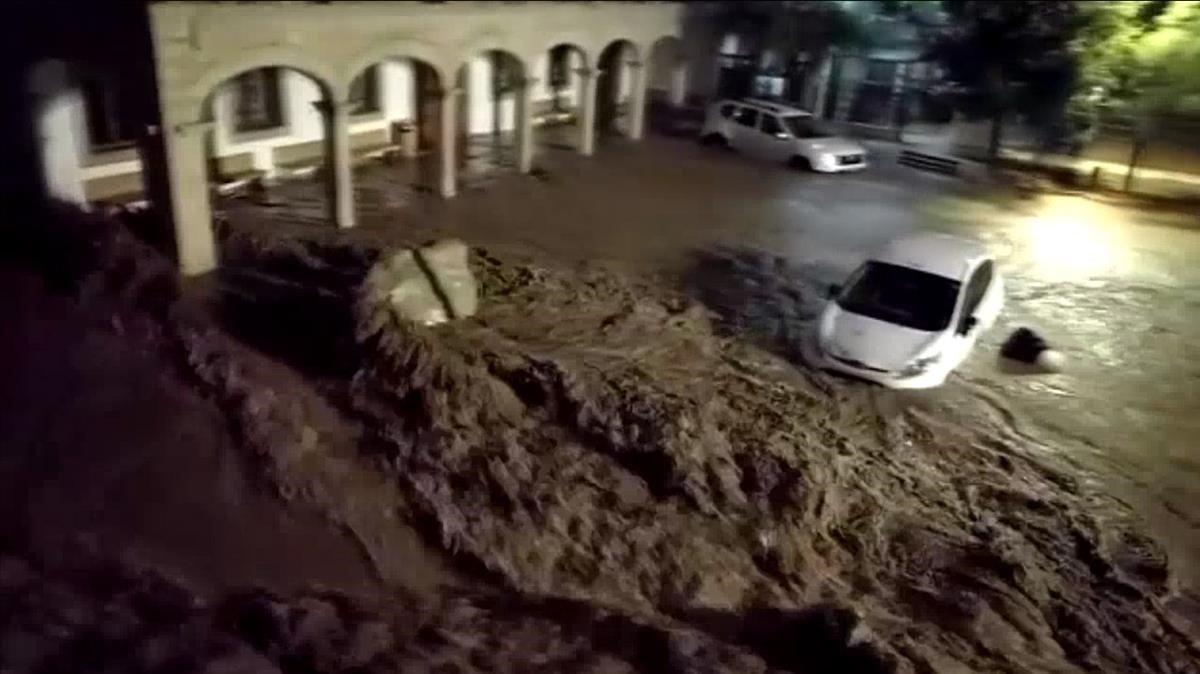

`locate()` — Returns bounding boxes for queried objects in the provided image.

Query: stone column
[627,60,647,140]
[162,119,218,275]
[576,67,597,156]
[668,60,689,108]
[515,76,536,173]
[439,88,460,198]
[324,100,356,229]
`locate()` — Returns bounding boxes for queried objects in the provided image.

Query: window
[233,67,284,133]
[720,103,736,119]
[492,53,519,94]
[752,75,785,99]
[783,115,832,139]
[865,60,897,84]
[760,114,784,136]
[719,33,740,55]
[349,66,381,116]
[82,75,137,150]
[836,261,961,332]
[735,107,759,128]
[549,45,572,89]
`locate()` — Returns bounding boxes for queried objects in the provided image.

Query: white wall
[381,59,415,121]
[29,60,88,207]
[285,71,325,141]
[465,55,518,135]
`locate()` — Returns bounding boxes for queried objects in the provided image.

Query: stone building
[18,1,685,275]
[677,1,946,135]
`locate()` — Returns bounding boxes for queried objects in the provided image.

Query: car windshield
[782,115,832,139]
[835,261,961,331]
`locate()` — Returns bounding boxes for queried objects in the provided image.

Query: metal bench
[898,149,960,176]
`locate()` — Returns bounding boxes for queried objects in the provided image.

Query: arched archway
[647,36,687,108]
[646,36,690,136]
[197,64,352,233]
[454,49,528,184]
[346,57,444,194]
[199,66,329,186]
[595,39,640,140]
[532,43,589,152]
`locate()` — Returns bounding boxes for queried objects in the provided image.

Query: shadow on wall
[681,246,845,362]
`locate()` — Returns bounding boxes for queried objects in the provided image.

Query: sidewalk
[899,122,1200,201]
[997,147,1200,198]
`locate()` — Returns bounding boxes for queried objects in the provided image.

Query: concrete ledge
[84,171,145,201]
[214,152,257,178]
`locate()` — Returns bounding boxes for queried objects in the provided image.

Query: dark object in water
[1001,327,1064,371]
[1001,327,1046,363]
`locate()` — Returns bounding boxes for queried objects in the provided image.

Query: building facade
[678,1,946,135]
[26,1,685,275]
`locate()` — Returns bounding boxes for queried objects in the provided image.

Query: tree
[1071,1,1200,185]
[928,1,1086,161]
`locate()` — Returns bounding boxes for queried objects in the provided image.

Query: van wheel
[701,133,728,148]
[790,155,813,171]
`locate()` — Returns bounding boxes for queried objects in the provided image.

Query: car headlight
[900,353,941,377]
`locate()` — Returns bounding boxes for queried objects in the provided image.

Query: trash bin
[394,120,418,159]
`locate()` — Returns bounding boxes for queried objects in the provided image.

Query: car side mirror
[959,315,978,335]
[827,284,841,299]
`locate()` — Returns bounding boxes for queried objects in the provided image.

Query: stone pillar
[577,67,597,156]
[627,60,647,140]
[325,100,356,229]
[439,88,460,198]
[162,120,218,275]
[668,60,688,108]
[515,76,536,173]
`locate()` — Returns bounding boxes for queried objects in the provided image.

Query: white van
[700,98,868,172]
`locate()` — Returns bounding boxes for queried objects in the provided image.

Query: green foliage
[928,1,1085,125]
[929,0,1200,154]
[1072,1,1200,118]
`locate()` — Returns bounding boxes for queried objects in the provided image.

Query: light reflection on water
[934,193,1200,586]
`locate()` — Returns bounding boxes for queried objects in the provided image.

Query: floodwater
[222,132,1200,590]
[941,194,1200,589]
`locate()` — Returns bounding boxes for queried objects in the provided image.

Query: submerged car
[804,233,1003,389]
[700,98,867,172]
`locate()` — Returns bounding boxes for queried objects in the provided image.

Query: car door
[730,106,760,153]
[944,261,993,368]
[758,113,793,162]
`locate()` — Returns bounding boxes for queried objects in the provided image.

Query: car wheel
[701,133,728,148]
[789,155,813,171]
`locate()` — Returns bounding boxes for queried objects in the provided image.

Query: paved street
[223,131,1200,591]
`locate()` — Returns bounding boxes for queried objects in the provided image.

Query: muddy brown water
[222,134,1200,596]
[0,268,384,598]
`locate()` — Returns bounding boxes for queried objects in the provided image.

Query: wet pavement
[221,131,1200,590]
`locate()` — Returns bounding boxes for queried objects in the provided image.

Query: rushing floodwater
[222,133,1200,591]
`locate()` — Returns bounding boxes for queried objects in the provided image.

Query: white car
[803,233,1004,389]
[700,98,868,172]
